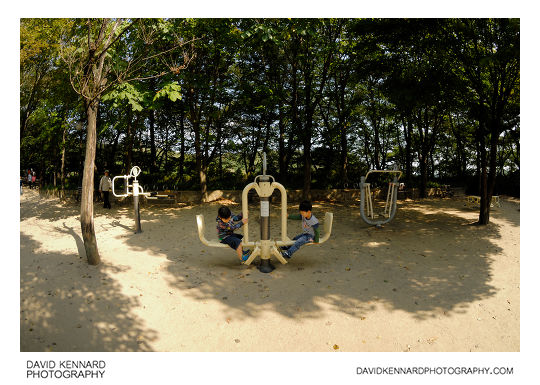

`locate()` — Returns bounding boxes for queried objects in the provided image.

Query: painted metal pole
[112,166,147,234]
[132,178,142,233]
[257,153,274,273]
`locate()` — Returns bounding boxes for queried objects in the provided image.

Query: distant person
[216,206,250,262]
[280,200,319,259]
[99,170,112,209]
[27,169,32,187]
[20,176,23,195]
[31,172,36,188]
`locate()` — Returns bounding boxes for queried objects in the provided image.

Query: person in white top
[99,170,112,209]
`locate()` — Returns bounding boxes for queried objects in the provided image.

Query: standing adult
[27,169,32,188]
[99,170,112,209]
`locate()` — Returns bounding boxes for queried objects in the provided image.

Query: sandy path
[20,188,519,352]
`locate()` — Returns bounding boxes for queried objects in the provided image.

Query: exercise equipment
[196,153,333,273]
[112,166,150,233]
[360,169,402,227]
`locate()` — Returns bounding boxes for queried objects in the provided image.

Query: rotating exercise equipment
[196,153,334,273]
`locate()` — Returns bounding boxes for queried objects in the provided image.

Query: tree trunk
[302,131,312,200]
[60,123,67,198]
[195,119,207,201]
[477,118,490,225]
[479,119,501,225]
[179,104,185,183]
[149,109,156,172]
[478,147,489,224]
[278,103,286,181]
[218,141,223,182]
[200,162,208,202]
[302,93,314,200]
[340,125,348,186]
[125,109,133,173]
[81,99,100,265]
[401,116,413,185]
[417,117,428,198]
[419,153,428,198]
[20,68,44,138]
[109,129,121,173]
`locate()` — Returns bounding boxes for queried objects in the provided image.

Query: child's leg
[281,234,301,251]
[236,242,243,260]
[221,234,245,260]
[284,234,313,257]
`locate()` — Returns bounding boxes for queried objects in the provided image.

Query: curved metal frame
[360,170,402,227]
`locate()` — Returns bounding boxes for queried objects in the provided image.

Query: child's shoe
[242,250,251,262]
[281,250,290,260]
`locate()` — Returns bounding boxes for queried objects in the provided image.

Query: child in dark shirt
[216,206,250,261]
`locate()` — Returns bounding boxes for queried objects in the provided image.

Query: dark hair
[299,200,312,212]
[218,206,232,219]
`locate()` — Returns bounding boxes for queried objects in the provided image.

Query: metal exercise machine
[112,166,150,233]
[196,153,334,273]
[360,169,402,228]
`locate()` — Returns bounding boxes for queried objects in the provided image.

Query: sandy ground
[20,188,519,352]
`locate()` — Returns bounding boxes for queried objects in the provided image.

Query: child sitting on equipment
[216,206,250,262]
[281,200,319,259]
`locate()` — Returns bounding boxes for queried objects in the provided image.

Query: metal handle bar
[365,169,402,181]
[112,175,129,197]
[254,174,275,184]
[130,166,141,178]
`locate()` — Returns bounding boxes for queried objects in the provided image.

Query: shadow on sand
[20,229,158,351]
[20,193,516,351]
[118,199,504,322]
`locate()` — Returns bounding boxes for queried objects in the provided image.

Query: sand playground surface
[20,188,520,352]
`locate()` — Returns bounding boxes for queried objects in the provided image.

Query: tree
[61,18,190,265]
[21,18,520,215]
[447,18,519,224]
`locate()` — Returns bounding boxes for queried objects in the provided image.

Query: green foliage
[20,18,520,198]
[102,82,147,111]
[153,82,182,102]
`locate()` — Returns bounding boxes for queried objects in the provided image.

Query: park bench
[466,195,501,208]
[144,191,177,204]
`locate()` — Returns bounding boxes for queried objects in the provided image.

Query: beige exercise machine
[196,153,333,273]
[360,169,402,227]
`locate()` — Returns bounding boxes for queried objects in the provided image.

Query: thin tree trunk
[480,120,501,225]
[109,129,121,172]
[81,98,100,265]
[340,124,348,186]
[302,102,314,200]
[125,109,133,173]
[278,103,286,181]
[60,123,67,198]
[149,109,156,172]
[164,124,169,171]
[417,113,428,198]
[402,116,413,185]
[200,162,208,202]
[179,104,185,183]
[477,117,490,225]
